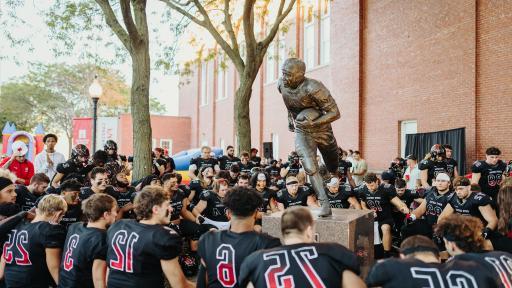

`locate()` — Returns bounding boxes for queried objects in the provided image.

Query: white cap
[11,141,28,156]
[257,173,267,181]
[436,173,450,182]
[326,177,339,187]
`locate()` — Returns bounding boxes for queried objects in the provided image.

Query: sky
[0,1,184,116]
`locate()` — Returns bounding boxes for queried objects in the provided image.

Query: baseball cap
[435,173,450,182]
[11,141,28,156]
[326,177,339,187]
[286,176,298,185]
[257,173,267,181]
[381,170,395,181]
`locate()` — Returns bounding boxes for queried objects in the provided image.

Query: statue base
[262,208,374,277]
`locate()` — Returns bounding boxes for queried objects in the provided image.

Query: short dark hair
[82,193,117,222]
[443,144,453,150]
[161,172,178,183]
[223,186,263,217]
[60,179,83,192]
[363,173,378,183]
[154,147,164,154]
[93,150,108,165]
[226,145,234,150]
[175,173,183,184]
[216,170,230,181]
[43,134,58,143]
[353,150,361,155]
[90,167,107,180]
[30,173,50,185]
[486,146,501,156]
[395,178,406,189]
[230,164,240,173]
[400,235,439,257]
[240,151,250,158]
[134,185,168,220]
[452,176,470,187]
[281,207,313,236]
[238,174,250,182]
[435,214,484,253]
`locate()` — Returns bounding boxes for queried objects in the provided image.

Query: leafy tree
[161,0,296,152]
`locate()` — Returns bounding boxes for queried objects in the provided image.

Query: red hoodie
[0,157,34,185]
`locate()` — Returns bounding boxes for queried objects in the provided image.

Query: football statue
[278,58,341,217]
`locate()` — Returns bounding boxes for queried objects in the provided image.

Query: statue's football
[296,108,322,122]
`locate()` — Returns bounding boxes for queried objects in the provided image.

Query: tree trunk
[130,46,153,180]
[234,71,258,153]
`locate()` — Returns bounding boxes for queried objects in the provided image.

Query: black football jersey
[79,186,118,201]
[358,183,397,221]
[60,203,83,229]
[218,155,241,171]
[445,158,458,178]
[283,162,302,177]
[418,159,448,185]
[366,257,442,288]
[327,184,355,208]
[190,157,219,175]
[189,179,206,205]
[56,160,93,182]
[113,187,136,219]
[256,188,277,213]
[239,242,360,288]
[237,161,255,175]
[449,192,491,223]
[471,160,507,199]
[250,156,262,167]
[15,185,44,212]
[199,190,229,222]
[442,251,512,288]
[170,189,186,221]
[59,222,108,288]
[337,160,352,183]
[275,187,313,209]
[423,187,455,226]
[106,219,182,288]
[198,230,281,288]
[265,166,281,178]
[3,221,66,288]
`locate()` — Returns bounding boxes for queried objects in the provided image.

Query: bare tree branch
[243,0,257,61]
[161,0,205,27]
[223,0,239,54]
[120,0,141,43]
[261,0,295,48]
[95,0,131,51]
[132,0,149,43]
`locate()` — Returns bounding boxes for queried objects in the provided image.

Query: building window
[320,0,330,65]
[217,56,227,100]
[152,138,157,150]
[160,139,173,154]
[303,6,315,69]
[200,62,208,106]
[271,133,279,160]
[278,35,286,73]
[265,42,276,83]
[400,120,417,157]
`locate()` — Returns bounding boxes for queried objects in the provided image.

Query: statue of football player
[278,58,340,217]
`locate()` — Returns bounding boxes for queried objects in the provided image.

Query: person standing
[471,146,507,200]
[0,141,35,185]
[351,151,367,186]
[403,155,421,189]
[443,144,459,178]
[218,145,240,171]
[34,134,66,180]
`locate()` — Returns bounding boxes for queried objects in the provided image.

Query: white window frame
[320,0,330,65]
[219,138,225,152]
[200,62,208,106]
[271,133,279,160]
[160,139,173,155]
[265,42,276,84]
[216,56,228,101]
[401,120,418,157]
[303,7,315,70]
[152,138,157,150]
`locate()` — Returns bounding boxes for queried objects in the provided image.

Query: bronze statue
[278,58,340,217]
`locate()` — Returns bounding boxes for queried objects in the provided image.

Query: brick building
[178,0,512,171]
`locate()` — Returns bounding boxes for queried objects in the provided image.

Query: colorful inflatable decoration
[173,147,223,184]
[1,122,45,162]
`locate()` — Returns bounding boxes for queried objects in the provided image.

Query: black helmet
[430,144,446,159]
[71,144,90,161]
[179,253,198,277]
[104,140,118,152]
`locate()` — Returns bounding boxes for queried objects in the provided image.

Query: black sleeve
[90,233,108,260]
[385,185,398,200]
[238,252,258,288]
[169,158,176,171]
[471,161,483,173]
[199,190,211,201]
[366,261,389,287]
[418,160,431,171]
[0,211,26,238]
[196,263,207,288]
[56,162,71,174]
[151,226,182,260]
[44,224,66,248]
[473,193,491,207]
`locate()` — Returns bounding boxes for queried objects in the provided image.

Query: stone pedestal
[262,208,374,277]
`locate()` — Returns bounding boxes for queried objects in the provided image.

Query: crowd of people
[0,134,511,287]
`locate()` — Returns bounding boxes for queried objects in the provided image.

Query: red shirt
[0,157,34,185]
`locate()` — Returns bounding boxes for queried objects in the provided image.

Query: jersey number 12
[110,230,139,273]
